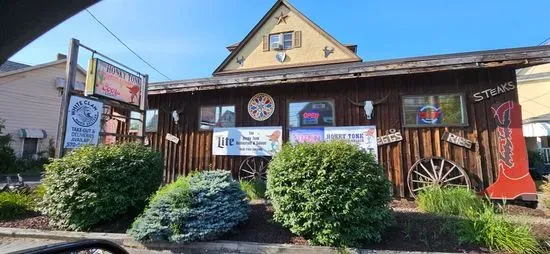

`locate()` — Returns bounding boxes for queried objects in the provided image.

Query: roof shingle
[0,60,30,73]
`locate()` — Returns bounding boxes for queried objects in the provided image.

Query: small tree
[0,118,16,173]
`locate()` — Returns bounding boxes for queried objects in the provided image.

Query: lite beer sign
[441,132,474,149]
[472,81,516,102]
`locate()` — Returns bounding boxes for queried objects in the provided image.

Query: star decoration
[274,12,289,24]
[236,56,245,66]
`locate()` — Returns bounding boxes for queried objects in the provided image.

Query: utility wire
[538,36,550,46]
[85,9,172,81]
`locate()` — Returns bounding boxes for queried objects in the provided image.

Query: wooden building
[146,0,550,198]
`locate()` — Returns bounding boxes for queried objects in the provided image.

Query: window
[199,105,236,130]
[22,138,38,158]
[129,111,141,133]
[145,109,159,132]
[269,32,293,50]
[402,94,468,127]
[288,100,335,128]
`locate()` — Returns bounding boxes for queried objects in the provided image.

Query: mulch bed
[0,212,51,230]
[221,200,307,245]
[1,199,548,253]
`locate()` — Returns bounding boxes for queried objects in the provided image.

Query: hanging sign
[85,58,143,107]
[212,126,283,156]
[63,96,103,149]
[441,132,474,149]
[377,129,403,146]
[324,126,378,161]
[472,81,516,102]
[289,128,324,144]
[166,133,180,144]
[485,101,537,200]
[248,93,275,121]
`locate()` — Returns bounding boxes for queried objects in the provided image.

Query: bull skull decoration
[347,93,390,119]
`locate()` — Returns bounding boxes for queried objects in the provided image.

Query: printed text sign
[212,126,283,156]
[63,96,103,149]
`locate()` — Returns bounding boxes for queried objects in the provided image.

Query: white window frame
[269,32,293,50]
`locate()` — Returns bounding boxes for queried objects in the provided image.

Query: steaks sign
[441,132,475,150]
[472,81,516,102]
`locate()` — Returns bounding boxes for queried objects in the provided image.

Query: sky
[8,0,550,82]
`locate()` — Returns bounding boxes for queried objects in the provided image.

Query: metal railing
[538,148,550,165]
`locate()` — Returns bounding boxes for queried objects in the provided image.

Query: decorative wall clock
[248,93,275,121]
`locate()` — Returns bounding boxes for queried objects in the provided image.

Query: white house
[0,55,86,157]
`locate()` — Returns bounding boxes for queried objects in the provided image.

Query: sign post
[55,38,79,158]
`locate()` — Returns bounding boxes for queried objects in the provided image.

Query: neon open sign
[303,111,320,119]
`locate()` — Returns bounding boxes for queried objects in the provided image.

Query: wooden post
[54,38,79,158]
[140,74,149,144]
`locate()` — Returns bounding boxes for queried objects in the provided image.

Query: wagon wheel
[239,156,270,182]
[407,156,471,198]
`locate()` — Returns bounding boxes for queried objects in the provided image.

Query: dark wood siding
[148,67,518,197]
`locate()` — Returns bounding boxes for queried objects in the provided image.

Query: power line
[85,9,172,81]
[538,36,550,46]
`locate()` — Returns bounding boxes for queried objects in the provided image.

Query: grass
[240,180,266,200]
[416,186,543,253]
[417,186,482,216]
[0,192,36,220]
[457,202,542,254]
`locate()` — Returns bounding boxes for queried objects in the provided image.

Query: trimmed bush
[267,141,393,247]
[0,192,35,220]
[457,203,541,254]
[417,186,482,216]
[240,180,266,200]
[129,170,249,243]
[40,143,163,230]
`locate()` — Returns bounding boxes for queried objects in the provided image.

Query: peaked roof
[0,59,86,78]
[0,60,30,73]
[213,0,361,75]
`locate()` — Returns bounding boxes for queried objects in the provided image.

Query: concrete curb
[0,227,458,253]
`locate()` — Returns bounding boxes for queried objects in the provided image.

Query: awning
[522,122,550,137]
[18,128,47,139]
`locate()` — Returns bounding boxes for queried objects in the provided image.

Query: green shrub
[40,143,163,230]
[266,141,393,247]
[457,202,541,254]
[129,170,249,243]
[0,118,16,173]
[240,180,266,200]
[0,192,35,220]
[417,186,483,216]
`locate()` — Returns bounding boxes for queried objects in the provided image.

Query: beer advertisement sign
[85,58,143,107]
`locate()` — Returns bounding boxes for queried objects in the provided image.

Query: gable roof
[0,60,30,73]
[213,0,361,75]
[150,45,550,95]
[0,59,86,78]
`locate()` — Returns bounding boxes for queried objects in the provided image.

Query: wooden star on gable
[274,12,288,24]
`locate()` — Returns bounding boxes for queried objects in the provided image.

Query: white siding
[0,63,85,157]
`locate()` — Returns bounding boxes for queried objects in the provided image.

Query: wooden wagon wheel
[407,156,471,198]
[239,156,270,181]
